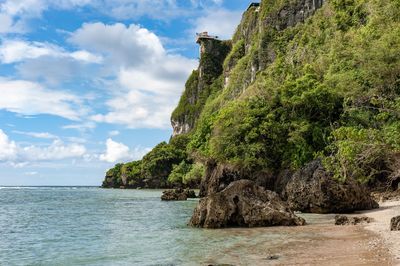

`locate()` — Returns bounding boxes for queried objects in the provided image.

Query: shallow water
[0,187,335,266]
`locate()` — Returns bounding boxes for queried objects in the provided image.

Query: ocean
[0,186,336,266]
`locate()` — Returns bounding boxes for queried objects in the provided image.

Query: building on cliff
[247,2,260,12]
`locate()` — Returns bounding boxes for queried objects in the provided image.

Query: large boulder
[189,180,305,228]
[390,216,400,231]
[284,160,379,213]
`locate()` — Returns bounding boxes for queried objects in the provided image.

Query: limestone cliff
[171,38,231,136]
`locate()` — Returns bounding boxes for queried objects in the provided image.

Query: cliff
[171,38,231,136]
[102,0,400,202]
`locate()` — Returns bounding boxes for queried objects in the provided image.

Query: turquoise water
[0,187,334,266]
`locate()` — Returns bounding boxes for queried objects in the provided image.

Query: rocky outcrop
[161,188,197,201]
[390,216,400,231]
[199,161,276,197]
[171,39,231,137]
[334,215,373,225]
[264,0,325,31]
[189,180,305,228]
[284,160,379,213]
[199,162,241,197]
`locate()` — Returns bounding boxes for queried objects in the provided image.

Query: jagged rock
[334,215,373,225]
[264,0,325,31]
[390,216,400,231]
[284,160,379,213]
[199,161,241,197]
[161,188,197,201]
[185,189,197,198]
[199,161,276,197]
[189,180,305,228]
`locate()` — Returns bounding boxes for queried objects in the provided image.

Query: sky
[0,0,250,186]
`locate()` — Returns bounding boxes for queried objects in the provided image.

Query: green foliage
[183,163,205,184]
[168,161,205,185]
[104,0,400,188]
[188,0,400,183]
[168,161,192,184]
[324,127,389,183]
[141,142,186,183]
[223,39,245,71]
[331,0,368,30]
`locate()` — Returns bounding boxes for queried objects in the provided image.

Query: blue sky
[0,0,249,186]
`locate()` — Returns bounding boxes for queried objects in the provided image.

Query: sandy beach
[201,200,400,265]
[362,199,400,264]
[272,200,400,265]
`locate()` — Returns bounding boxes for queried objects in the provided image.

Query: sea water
[0,187,334,266]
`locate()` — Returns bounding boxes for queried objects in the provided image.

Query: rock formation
[171,38,231,137]
[334,215,372,225]
[390,216,400,231]
[189,180,305,228]
[283,160,379,213]
[161,188,197,201]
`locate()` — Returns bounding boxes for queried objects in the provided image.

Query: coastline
[201,203,400,265]
[361,199,400,264]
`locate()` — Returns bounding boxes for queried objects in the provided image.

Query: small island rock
[161,188,197,201]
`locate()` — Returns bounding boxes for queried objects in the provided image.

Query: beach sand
[203,201,400,265]
[269,200,400,265]
[362,199,400,264]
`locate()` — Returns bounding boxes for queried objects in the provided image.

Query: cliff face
[103,0,400,199]
[172,0,327,135]
[171,39,231,136]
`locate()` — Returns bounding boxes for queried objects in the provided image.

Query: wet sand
[361,200,400,264]
[202,208,397,265]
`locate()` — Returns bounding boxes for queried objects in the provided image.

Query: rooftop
[196,32,219,43]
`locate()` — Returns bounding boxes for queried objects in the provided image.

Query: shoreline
[202,202,400,265]
[361,199,400,264]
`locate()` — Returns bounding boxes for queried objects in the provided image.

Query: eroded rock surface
[189,180,305,228]
[284,160,379,213]
[390,216,400,231]
[161,188,196,201]
[334,215,373,225]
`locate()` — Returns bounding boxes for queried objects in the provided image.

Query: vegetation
[104,0,400,190]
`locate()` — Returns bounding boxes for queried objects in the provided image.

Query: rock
[390,216,400,231]
[284,160,379,213]
[161,188,197,201]
[265,255,280,260]
[189,180,305,228]
[185,189,197,198]
[199,161,242,197]
[334,215,373,225]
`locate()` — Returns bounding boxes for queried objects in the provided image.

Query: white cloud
[0,77,84,120]
[62,122,96,131]
[192,9,242,39]
[13,130,58,139]
[24,171,38,175]
[0,13,13,33]
[99,138,150,163]
[99,138,130,163]
[69,22,197,128]
[21,140,86,161]
[0,39,102,64]
[109,130,120,136]
[0,129,86,163]
[0,129,17,161]
[69,22,164,68]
